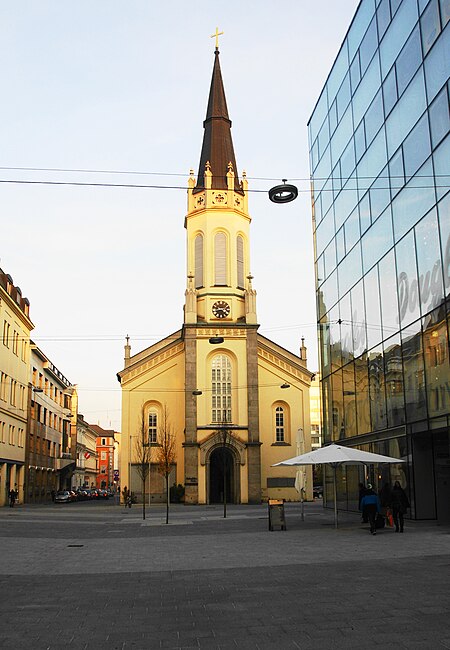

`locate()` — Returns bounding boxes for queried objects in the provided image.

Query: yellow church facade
[118,46,314,505]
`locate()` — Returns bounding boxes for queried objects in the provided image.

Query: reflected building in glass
[309,0,450,521]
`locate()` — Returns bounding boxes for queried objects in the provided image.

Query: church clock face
[212,300,230,319]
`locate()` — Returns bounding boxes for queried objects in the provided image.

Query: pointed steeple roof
[194,49,244,195]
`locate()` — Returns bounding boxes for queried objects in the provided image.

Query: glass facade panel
[392,159,436,242]
[361,207,394,273]
[368,344,387,430]
[348,0,376,61]
[386,68,427,158]
[433,133,450,201]
[351,280,367,357]
[360,16,378,73]
[377,0,391,40]
[383,66,398,117]
[402,322,427,422]
[396,229,421,329]
[421,0,441,55]
[355,355,371,434]
[343,362,357,437]
[364,89,384,145]
[423,306,450,416]
[338,242,362,296]
[428,86,450,148]
[353,55,381,126]
[364,265,383,349]
[403,113,431,178]
[396,25,422,96]
[438,192,450,299]
[379,250,399,337]
[423,22,450,101]
[379,0,418,78]
[415,208,444,315]
[310,0,450,522]
[384,333,405,426]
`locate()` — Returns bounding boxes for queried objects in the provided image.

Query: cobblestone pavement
[0,501,449,649]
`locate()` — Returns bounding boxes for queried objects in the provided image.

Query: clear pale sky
[1,1,359,429]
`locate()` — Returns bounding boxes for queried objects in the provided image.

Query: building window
[211,355,231,423]
[102,438,106,445]
[101,451,106,460]
[237,235,244,288]
[214,232,227,285]
[148,411,158,443]
[195,234,204,288]
[275,406,285,442]
[2,321,10,347]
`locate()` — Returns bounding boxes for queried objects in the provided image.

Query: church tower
[183,44,261,504]
[118,41,313,508]
[184,46,256,328]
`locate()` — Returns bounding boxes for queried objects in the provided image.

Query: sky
[0,0,360,430]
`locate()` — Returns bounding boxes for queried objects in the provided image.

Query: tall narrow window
[275,406,285,442]
[148,411,157,443]
[211,355,232,423]
[214,232,227,285]
[237,235,244,288]
[195,234,204,288]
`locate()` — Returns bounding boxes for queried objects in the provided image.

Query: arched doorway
[209,447,235,504]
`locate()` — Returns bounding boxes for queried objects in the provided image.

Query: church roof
[194,49,244,195]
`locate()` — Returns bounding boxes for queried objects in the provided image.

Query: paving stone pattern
[0,501,449,649]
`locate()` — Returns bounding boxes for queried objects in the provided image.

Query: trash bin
[268,499,286,531]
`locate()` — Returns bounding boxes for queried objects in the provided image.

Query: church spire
[194,47,243,195]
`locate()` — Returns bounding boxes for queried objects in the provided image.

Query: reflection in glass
[352,279,367,358]
[423,306,449,417]
[421,0,441,55]
[396,25,422,96]
[340,293,353,365]
[392,160,436,242]
[329,305,342,372]
[355,355,371,434]
[362,207,394,274]
[402,324,427,421]
[364,265,382,349]
[379,250,400,338]
[429,86,450,149]
[396,229,421,329]
[331,370,344,441]
[368,344,387,430]
[384,333,405,426]
[343,362,357,437]
[415,208,444,316]
[403,114,431,179]
[438,192,450,299]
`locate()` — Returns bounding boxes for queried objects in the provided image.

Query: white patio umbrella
[272,444,405,528]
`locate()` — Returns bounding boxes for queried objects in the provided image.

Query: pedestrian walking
[358,482,369,523]
[390,480,410,533]
[360,484,381,535]
[8,488,16,508]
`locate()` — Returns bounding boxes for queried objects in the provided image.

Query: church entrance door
[209,447,235,504]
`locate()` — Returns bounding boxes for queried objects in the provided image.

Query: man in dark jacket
[360,484,381,535]
[391,481,410,533]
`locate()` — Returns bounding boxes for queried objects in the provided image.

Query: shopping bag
[386,508,394,528]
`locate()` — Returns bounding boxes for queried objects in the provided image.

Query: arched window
[195,234,204,289]
[214,232,227,285]
[237,235,244,288]
[148,410,158,443]
[275,406,285,442]
[211,355,232,423]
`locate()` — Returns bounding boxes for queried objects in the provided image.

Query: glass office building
[308,0,450,520]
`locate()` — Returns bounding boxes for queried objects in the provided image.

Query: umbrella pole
[333,464,338,529]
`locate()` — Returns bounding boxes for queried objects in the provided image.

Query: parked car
[97,489,109,499]
[313,485,323,499]
[74,487,90,501]
[55,490,72,504]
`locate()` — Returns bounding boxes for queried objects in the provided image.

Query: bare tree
[155,405,176,524]
[134,406,151,520]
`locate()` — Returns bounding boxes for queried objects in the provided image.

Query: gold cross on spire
[211,27,224,49]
